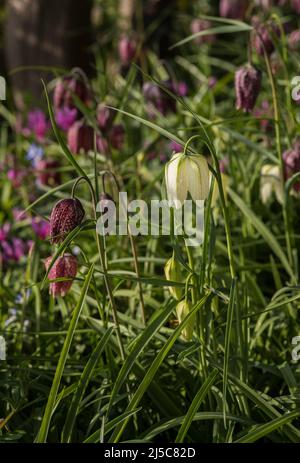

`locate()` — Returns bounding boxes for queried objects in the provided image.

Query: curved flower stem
[72,175,126,361]
[257,31,294,275]
[101,170,146,325]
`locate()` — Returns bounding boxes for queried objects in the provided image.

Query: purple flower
[235,65,262,112]
[169,141,182,153]
[45,254,78,297]
[26,143,44,167]
[55,107,78,131]
[254,100,272,132]
[67,120,94,153]
[219,0,248,19]
[118,36,137,65]
[283,140,300,191]
[0,224,27,264]
[50,198,85,244]
[27,109,50,141]
[97,103,113,132]
[54,73,91,110]
[31,217,50,240]
[252,18,279,56]
[35,158,61,187]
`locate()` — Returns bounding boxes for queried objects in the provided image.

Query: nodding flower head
[54,72,91,111]
[118,36,137,65]
[251,18,279,56]
[219,0,247,20]
[283,140,300,192]
[67,120,94,154]
[50,198,85,244]
[235,64,262,112]
[165,151,210,209]
[45,254,78,297]
[176,300,195,341]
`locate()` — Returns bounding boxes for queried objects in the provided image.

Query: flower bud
[45,254,78,297]
[235,65,262,112]
[176,300,195,341]
[118,36,137,65]
[165,152,210,208]
[67,120,94,153]
[219,0,247,20]
[50,198,85,244]
[283,140,300,192]
[164,253,183,300]
[35,159,61,187]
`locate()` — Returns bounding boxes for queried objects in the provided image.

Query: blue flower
[26,143,44,167]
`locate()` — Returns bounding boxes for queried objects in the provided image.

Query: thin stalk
[72,176,126,361]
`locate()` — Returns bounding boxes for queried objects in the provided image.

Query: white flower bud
[165,152,210,208]
[164,253,183,301]
[176,300,195,341]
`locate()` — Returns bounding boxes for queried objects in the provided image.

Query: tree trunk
[4,0,92,108]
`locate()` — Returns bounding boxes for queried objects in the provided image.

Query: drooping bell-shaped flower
[50,198,85,244]
[165,152,210,208]
[251,17,279,56]
[283,140,300,192]
[67,120,94,154]
[260,164,283,204]
[54,72,90,111]
[45,254,78,297]
[118,36,137,66]
[176,300,195,341]
[219,0,247,20]
[288,30,300,50]
[164,252,183,301]
[235,65,262,112]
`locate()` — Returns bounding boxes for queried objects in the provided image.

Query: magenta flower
[55,107,78,131]
[45,254,78,297]
[169,141,182,153]
[27,109,50,141]
[0,224,27,264]
[31,218,50,240]
[7,168,25,188]
[235,65,262,112]
[254,100,272,132]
